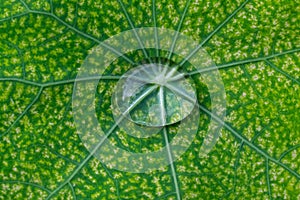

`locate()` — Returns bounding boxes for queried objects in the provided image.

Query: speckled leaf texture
[0,0,299,199]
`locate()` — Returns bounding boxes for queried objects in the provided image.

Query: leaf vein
[179,0,251,67]
[265,60,300,85]
[0,87,43,138]
[167,0,192,60]
[117,0,151,63]
[188,48,300,75]
[199,105,300,180]
[0,180,51,193]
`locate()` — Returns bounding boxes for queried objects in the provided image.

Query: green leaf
[0,0,299,199]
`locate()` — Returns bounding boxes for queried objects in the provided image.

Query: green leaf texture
[0,0,299,199]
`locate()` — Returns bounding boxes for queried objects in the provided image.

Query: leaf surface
[0,0,299,199]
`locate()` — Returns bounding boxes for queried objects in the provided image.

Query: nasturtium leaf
[0,0,299,199]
